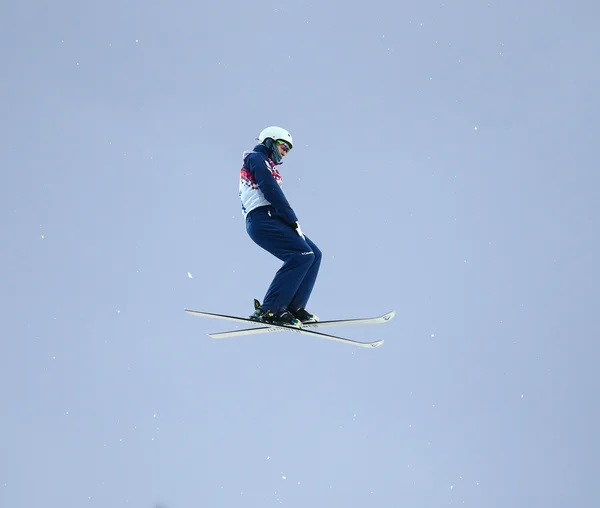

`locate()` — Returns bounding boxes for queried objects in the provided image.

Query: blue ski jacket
[239,144,299,226]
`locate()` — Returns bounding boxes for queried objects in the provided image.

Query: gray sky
[2,0,599,507]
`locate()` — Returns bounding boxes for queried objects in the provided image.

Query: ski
[206,310,396,339]
[184,309,391,348]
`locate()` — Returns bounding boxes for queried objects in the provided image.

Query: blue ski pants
[246,205,322,314]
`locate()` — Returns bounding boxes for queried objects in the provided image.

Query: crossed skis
[184,308,396,348]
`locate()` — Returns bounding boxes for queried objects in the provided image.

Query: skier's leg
[246,208,315,313]
[288,236,322,312]
[261,248,314,313]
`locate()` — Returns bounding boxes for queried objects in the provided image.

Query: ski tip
[368,340,385,348]
[382,310,396,321]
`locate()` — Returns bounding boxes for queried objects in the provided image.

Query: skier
[239,126,322,328]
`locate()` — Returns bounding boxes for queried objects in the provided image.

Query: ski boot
[292,307,320,324]
[250,299,302,328]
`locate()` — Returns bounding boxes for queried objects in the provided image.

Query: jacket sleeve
[247,154,299,226]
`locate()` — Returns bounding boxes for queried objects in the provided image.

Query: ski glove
[294,222,305,240]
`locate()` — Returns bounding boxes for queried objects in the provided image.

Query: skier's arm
[247,155,299,226]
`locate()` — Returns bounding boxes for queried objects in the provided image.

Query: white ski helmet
[257,126,293,149]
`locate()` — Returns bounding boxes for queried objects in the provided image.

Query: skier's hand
[294,222,305,239]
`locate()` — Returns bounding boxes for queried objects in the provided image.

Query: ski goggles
[277,140,291,153]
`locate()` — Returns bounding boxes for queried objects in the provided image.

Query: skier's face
[276,140,291,159]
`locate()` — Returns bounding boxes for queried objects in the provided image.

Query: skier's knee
[289,249,315,270]
[311,243,322,265]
